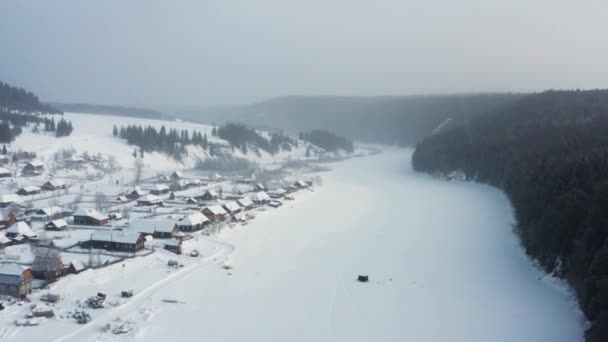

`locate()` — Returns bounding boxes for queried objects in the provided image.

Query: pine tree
[133,149,137,158]
[1,145,6,155]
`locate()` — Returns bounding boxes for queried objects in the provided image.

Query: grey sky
[1,0,607,108]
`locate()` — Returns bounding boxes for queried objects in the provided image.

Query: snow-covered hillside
[8,113,332,173]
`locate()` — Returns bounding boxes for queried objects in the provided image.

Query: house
[164,239,182,254]
[129,219,178,239]
[5,221,36,239]
[0,263,32,298]
[0,167,11,178]
[202,205,227,222]
[115,195,129,204]
[0,194,22,208]
[17,186,41,196]
[0,234,12,247]
[136,194,163,206]
[294,180,309,188]
[41,179,68,191]
[22,161,44,176]
[222,201,241,216]
[68,260,85,274]
[45,219,68,231]
[251,191,271,204]
[171,171,184,180]
[126,187,146,200]
[269,188,287,198]
[236,197,254,210]
[178,212,209,232]
[197,190,218,202]
[32,206,70,221]
[184,197,199,205]
[253,183,266,191]
[73,208,109,226]
[171,179,190,191]
[144,183,170,195]
[269,200,283,208]
[80,232,145,252]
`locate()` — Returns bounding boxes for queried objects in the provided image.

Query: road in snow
[20,148,585,341]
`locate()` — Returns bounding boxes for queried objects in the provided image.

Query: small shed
[45,219,68,231]
[0,263,32,298]
[202,205,227,222]
[0,167,12,178]
[17,186,41,196]
[136,194,163,206]
[73,208,109,226]
[178,212,209,232]
[164,239,182,254]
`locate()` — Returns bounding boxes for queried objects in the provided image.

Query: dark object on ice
[97,292,106,299]
[190,250,200,257]
[121,290,133,298]
[0,303,4,310]
[357,275,369,283]
[86,294,106,309]
[41,293,60,303]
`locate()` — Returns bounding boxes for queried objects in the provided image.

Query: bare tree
[32,246,63,282]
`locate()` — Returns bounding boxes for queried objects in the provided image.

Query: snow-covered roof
[130,219,176,234]
[130,187,147,195]
[171,171,184,178]
[137,194,162,203]
[204,205,227,215]
[179,212,209,226]
[25,161,44,168]
[223,201,241,213]
[164,239,181,247]
[0,263,28,276]
[251,191,271,202]
[237,197,254,208]
[73,208,108,221]
[0,167,11,174]
[0,234,10,244]
[91,231,143,244]
[294,180,308,187]
[6,221,36,238]
[36,206,64,216]
[47,219,67,228]
[269,188,287,195]
[143,184,169,191]
[205,190,218,197]
[70,260,85,272]
[44,179,67,187]
[19,185,41,193]
[0,194,22,204]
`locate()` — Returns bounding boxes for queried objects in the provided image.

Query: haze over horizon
[1,0,607,108]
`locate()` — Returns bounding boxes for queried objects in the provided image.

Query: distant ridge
[51,102,171,120]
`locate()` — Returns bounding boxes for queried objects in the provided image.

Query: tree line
[217,123,297,155]
[0,112,73,143]
[299,129,354,153]
[114,124,211,159]
[411,89,608,342]
[0,80,61,114]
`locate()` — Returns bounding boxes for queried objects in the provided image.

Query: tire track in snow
[52,237,235,342]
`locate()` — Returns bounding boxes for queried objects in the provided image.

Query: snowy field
[2,148,584,341]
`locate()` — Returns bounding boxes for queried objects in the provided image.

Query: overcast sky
[1,1,607,108]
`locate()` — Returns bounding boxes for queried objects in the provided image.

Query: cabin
[178,212,209,232]
[236,197,254,210]
[45,219,68,231]
[32,206,70,221]
[269,200,283,208]
[129,219,178,239]
[22,161,44,176]
[170,171,184,180]
[5,221,36,239]
[126,187,146,200]
[269,188,287,198]
[14,151,36,161]
[171,179,190,191]
[68,260,85,274]
[73,208,109,226]
[41,179,69,191]
[251,191,271,204]
[202,205,227,222]
[164,239,182,254]
[80,232,145,252]
[115,195,129,204]
[144,183,170,195]
[184,197,199,205]
[0,167,11,178]
[136,194,163,206]
[222,201,241,216]
[253,183,266,191]
[0,264,32,298]
[17,186,41,196]
[197,190,218,202]
[0,194,22,208]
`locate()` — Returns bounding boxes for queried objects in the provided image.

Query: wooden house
[41,179,69,191]
[129,219,178,239]
[222,201,242,216]
[17,186,41,196]
[80,232,145,252]
[236,197,254,210]
[164,239,182,254]
[144,183,170,195]
[202,205,227,222]
[0,167,11,178]
[0,264,32,298]
[251,191,271,204]
[45,219,68,231]
[5,221,36,239]
[32,206,70,221]
[68,260,85,274]
[171,171,184,180]
[197,190,218,202]
[178,213,209,232]
[136,194,163,206]
[73,208,109,226]
[126,187,146,200]
[22,161,44,176]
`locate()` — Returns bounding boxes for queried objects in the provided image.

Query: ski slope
[3,148,584,341]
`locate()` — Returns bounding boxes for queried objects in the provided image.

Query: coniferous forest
[411,90,608,342]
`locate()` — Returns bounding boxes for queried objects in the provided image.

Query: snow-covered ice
[2,148,584,341]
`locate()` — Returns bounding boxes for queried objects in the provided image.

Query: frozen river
[53,148,584,341]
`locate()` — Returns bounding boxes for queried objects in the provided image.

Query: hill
[0,81,61,114]
[412,89,608,342]
[51,103,168,120]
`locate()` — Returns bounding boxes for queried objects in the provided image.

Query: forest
[411,89,608,342]
[0,81,61,114]
[115,124,211,159]
[299,129,354,153]
[217,123,297,155]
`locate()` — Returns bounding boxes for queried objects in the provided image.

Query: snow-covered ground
[1,147,583,341]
